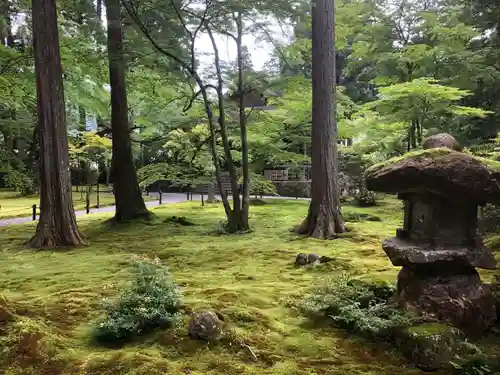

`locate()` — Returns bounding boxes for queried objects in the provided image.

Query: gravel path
[0,193,310,227]
[0,193,184,227]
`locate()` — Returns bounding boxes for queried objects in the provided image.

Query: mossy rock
[396,323,464,371]
[364,148,500,203]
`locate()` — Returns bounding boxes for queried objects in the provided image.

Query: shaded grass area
[0,189,155,219]
[0,197,484,374]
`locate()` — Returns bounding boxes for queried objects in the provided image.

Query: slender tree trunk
[205,25,245,231]
[236,12,249,230]
[105,0,149,222]
[29,0,84,248]
[97,0,102,19]
[410,120,417,149]
[79,107,86,131]
[207,181,216,202]
[296,0,344,239]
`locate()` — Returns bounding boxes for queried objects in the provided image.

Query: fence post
[96,184,100,208]
[86,191,90,213]
[159,188,162,204]
[32,204,36,221]
[201,192,204,206]
[146,187,149,196]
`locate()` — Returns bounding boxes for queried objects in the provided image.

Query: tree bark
[236,12,249,230]
[79,107,86,131]
[30,0,84,248]
[97,0,102,19]
[105,0,149,222]
[297,0,344,239]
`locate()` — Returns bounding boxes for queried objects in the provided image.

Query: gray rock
[295,253,308,266]
[382,237,496,270]
[307,253,320,263]
[422,133,462,151]
[188,311,224,342]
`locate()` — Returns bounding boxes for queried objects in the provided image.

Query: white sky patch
[194,19,292,74]
[13,2,292,80]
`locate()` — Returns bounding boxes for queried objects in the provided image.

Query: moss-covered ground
[0,197,497,375]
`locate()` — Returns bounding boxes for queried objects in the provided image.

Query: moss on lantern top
[364,148,500,203]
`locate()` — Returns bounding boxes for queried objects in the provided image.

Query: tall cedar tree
[297,0,345,238]
[30,0,84,247]
[105,0,149,221]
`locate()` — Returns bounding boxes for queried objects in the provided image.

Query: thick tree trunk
[297,0,344,239]
[105,0,149,222]
[30,0,84,248]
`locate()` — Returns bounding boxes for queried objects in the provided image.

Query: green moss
[0,198,450,374]
[366,148,452,171]
[366,147,500,174]
[405,323,459,337]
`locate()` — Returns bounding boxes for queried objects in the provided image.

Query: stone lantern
[364,134,498,333]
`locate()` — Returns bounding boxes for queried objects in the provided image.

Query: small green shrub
[242,173,278,197]
[353,188,377,207]
[302,274,412,338]
[92,257,182,344]
[451,352,499,375]
[273,181,310,198]
[4,167,35,195]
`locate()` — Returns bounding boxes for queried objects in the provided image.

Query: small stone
[396,323,464,371]
[295,253,308,266]
[188,311,224,342]
[422,133,462,151]
[307,253,320,263]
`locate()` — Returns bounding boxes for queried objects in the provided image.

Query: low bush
[353,188,377,207]
[4,167,35,196]
[92,257,182,344]
[451,351,500,375]
[243,173,279,197]
[273,181,311,198]
[302,274,412,338]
